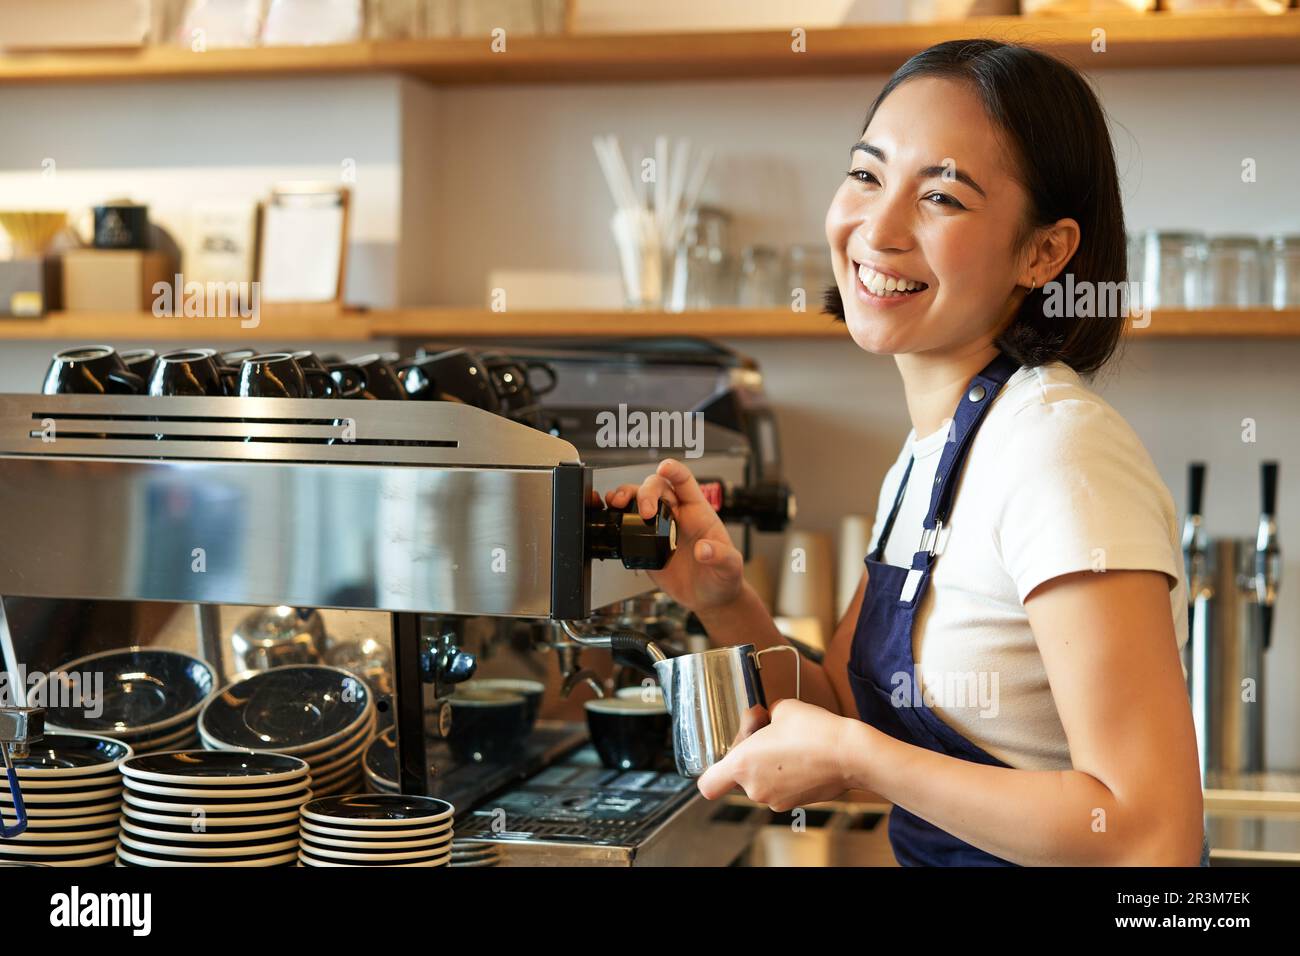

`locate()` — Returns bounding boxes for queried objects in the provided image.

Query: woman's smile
[852,258,932,309]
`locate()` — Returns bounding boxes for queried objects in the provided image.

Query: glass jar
[1266,235,1300,309]
[667,206,731,312]
[784,244,834,313]
[1142,231,1207,309]
[1204,235,1264,307]
[737,245,783,309]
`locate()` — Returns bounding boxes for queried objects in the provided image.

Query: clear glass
[1143,231,1207,309]
[784,243,834,313]
[737,245,782,309]
[1267,235,1300,309]
[1205,236,1264,307]
[667,207,731,311]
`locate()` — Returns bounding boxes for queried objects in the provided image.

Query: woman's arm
[700,568,1204,865]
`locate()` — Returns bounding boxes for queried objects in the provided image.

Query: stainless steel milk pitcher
[654,643,801,777]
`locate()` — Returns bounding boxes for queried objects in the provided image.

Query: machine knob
[420,632,477,685]
[588,499,677,571]
[698,479,796,533]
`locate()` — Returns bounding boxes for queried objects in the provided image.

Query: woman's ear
[1022,218,1081,287]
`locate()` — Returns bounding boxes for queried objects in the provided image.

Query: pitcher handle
[754,644,801,701]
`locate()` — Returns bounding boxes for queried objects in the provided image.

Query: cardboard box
[62,250,173,313]
[0,257,62,317]
[0,0,150,49]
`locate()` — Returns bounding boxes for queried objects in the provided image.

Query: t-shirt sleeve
[992,398,1182,604]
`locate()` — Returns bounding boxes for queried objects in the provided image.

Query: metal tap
[418,625,477,739]
[0,706,44,838]
[1255,461,1281,650]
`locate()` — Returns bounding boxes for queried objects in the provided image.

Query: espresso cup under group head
[458,678,545,732]
[447,688,529,764]
[42,345,146,396]
[585,696,671,771]
[148,348,230,397]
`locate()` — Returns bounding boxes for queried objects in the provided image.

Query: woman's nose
[859,190,914,254]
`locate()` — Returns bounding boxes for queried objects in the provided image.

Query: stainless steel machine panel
[0,456,557,616]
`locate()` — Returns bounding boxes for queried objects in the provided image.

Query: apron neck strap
[921,351,1021,533]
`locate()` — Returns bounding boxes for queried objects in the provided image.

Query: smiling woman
[823,40,1127,376]
[611,39,1206,868]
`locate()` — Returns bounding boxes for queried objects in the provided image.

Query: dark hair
[823,39,1127,377]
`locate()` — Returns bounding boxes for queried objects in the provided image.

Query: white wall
[0,59,1296,767]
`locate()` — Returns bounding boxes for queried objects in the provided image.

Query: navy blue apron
[846,351,1211,867]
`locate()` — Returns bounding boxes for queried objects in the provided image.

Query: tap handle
[1188,462,1206,518]
[0,750,28,838]
[1261,461,1278,517]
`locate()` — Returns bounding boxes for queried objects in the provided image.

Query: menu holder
[258,182,349,305]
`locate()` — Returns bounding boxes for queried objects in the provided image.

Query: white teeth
[856,262,925,296]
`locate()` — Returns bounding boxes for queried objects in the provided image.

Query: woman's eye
[924,191,965,209]
[847,168,878,185]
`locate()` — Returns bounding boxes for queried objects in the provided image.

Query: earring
[1028,277,1037,293]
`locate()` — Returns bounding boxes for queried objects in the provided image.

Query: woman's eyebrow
[850,141,987,198]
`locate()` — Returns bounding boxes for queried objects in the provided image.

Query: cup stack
[837,514,875,617]
[199,665,377,797]
[776,530,835,640]
[0,733,130,867]
[34,647,215,755]
[116,752,310,867]
[298,795,454,868]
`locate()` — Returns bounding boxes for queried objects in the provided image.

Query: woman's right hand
[604,458,746,615]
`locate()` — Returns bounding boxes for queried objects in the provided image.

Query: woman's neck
[894,340,1002,439]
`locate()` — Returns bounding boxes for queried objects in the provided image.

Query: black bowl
[199,665,370,752]
[34,648,214,737]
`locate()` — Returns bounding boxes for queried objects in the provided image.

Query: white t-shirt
[866,361,1188,772]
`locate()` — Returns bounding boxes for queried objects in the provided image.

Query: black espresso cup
[446,688,529,764]
[119,348,159,383]
[457,678,545,734]
[236,353,311,399]
[289,351,342,399]
[148,348,231,397]
[42,345,145,395]
[348,353,407,401]
[480,354,557,426]
[585,696,671,771]
[399,348,501,412]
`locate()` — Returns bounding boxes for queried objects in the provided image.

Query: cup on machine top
[42,345,146,395]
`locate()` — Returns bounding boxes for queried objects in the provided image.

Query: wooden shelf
[1,12,1297,86]
[4,307,1295,343]
[0,308,373,342]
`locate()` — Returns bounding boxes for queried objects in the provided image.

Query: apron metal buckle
[918,519,944,557]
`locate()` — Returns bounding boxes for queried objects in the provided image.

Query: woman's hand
[696,699,860,811]
[604,458,745,615]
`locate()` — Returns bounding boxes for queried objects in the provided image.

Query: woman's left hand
[696,699,859,812]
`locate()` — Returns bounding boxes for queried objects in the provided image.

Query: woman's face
[825,76,1034,357]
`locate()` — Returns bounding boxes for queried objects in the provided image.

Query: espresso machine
[0,337,792,865]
